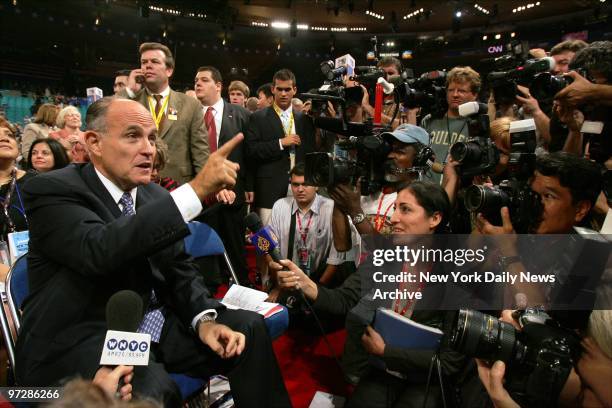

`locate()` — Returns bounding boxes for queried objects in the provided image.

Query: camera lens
[452,310,518,363]
[464,185,510,213]
[450,141,482,164]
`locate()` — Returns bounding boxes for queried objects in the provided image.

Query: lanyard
[296,210,314,245]
[147,95,170,130]
[394,263,430,316]
[1,169,19,233]
[273,104,294,136]
[374,193,394,233]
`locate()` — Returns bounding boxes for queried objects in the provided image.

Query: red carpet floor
[240,245,353,408]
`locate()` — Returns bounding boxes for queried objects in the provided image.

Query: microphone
[458,101,489,117]
[244,212,282,262]
[106,290,144,332]
[100,290,150,367]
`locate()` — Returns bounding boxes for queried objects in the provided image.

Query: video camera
[463,118,543,233]
[392,70,449,118]
[302,57,392,195]
[451,308,580,407]
[487,57,556,106]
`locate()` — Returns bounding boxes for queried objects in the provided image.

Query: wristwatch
[351,212,366,225]
[195,312,216,332]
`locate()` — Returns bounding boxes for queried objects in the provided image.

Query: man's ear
[84,130,102,157]
[574,200,592,224]
[166,67,174,79]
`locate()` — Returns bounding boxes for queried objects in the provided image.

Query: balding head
[85,97,156,191]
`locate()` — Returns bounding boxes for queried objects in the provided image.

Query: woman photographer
[273,181,465,408]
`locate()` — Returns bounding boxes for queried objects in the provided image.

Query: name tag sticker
[167,114,178,121]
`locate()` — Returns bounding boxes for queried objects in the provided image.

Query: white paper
[221,284,268,311]
[309,391,346,408]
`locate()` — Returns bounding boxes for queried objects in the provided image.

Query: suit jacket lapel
[267,107,285,139]
[219,100,233,147]
[81,163,122,219]
[159,89,181,140]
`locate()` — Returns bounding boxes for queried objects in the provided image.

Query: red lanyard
[296,211,314,244]
[394,262,430,316]
[374,193,394,233]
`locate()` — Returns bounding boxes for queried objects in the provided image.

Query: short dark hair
[272,69,296,87]
[396,180,450,233]
[115,69,131,77]
[535,152,602,207]
[197,66,223,84]
[257,83,273,98]
[290,163,305,178]
[377,57,402,73]
[139,42,175,69]
[27,138,70,171]
[570,41,612,82]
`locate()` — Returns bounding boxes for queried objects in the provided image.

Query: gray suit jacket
[121,88,209,184]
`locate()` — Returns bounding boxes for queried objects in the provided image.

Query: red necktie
[205,107,217,152]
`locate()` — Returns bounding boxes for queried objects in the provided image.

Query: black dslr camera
[463,118,543,233]
[451,308,580,408]
[449,102,500,178]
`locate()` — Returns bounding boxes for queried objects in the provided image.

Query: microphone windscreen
[106,290,144,332]
[245,212,263,234]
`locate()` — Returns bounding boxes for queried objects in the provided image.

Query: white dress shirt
[277,105,296,151]
[201,97,225,147]
[94,167,216,328]
[126,86,171,115]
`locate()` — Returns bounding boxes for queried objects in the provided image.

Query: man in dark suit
[15,97,291,408]
[121,42,209,185]
[246,69,316,226]
[194,66,252,285]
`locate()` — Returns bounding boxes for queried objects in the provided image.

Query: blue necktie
[118,192,164,342]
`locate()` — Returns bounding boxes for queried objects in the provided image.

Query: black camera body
[395,70,448,118]
[451,308,580,407]
[450,137,500,178]
[488,57,555,106]
[463,119,542,233]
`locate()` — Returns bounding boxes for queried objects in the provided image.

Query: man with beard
[330,124,431,237]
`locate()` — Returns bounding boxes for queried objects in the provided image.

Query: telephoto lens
[463,184,511,213]
[450,309,526,363]
[449,140,482,164]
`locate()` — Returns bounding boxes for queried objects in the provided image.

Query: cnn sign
[487,45,504,54]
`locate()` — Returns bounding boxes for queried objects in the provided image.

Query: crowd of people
[0,35,611,408]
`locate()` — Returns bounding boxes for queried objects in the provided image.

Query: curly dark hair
[570,41,612,83]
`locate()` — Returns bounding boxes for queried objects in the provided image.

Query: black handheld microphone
[106,290,144,332]
[103,290,145,390]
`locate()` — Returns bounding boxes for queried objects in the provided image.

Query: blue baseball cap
[381,124,430,145]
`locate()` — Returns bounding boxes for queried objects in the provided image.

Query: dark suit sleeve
[245,113,284,161]
[239,111,255,192]
[25,175,188,278]
[188,98,209,173]
[313,265,361,316]
[24,175,222,323]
